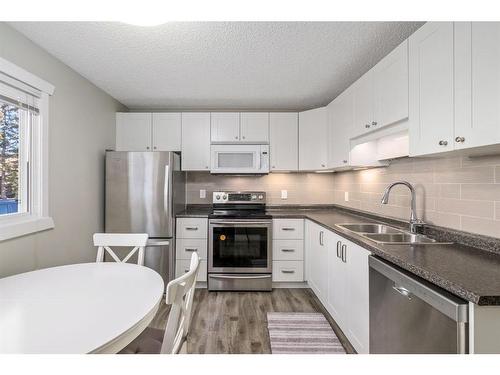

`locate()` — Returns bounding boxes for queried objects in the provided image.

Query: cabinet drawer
[175,259,207,282]
[272,240,304,261]
[273,219,304,240]
[272,261,304,282]
[176,239,207,260]
[176,218,208,239]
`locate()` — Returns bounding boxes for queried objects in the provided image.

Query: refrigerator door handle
[146,240,171,246]
[164,165,171,221]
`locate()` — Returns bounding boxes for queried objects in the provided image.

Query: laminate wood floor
[149,288,355,354]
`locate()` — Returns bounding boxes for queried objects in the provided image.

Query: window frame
[0,57,54,241]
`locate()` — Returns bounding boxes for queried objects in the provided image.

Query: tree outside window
[0,102,20,214]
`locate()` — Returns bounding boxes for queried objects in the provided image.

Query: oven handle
[209,274,272,280]
[209,220,272,225]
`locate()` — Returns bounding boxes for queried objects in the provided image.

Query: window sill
[0,215,54,242]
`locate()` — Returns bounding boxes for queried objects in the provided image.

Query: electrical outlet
[200,189,206,199]
[344,192,349,202]
[281,190,288,200]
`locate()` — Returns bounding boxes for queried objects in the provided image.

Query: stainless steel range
[208,191,272,291]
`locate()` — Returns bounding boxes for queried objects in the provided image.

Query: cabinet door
[454,22,500,150]
[328,88,353,169]
[409,22,455,156]
[298,107,328,171]
[373,40,409,129]
[269,112,298,171]
[115,113,152,151]
[240,112,269,143]
[152,113,181,151]
[352,71,374,137]
[181,113,211,171]
[345,241,370,354]
[210,112,240,142]
[327,232,346,326]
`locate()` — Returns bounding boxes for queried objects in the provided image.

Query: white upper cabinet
[240,112,269,143]
[409,22,455,156]
[327,88,353,169]
[116,112,182,152]
[181,112,211,171]
[454,22,500,150]
[373,40,409,130]
[298,107,328,171]
[210,112,240,143]
[269,112,298,171]
[116,113,152,151]
[352,71,374,138]
[152,113,181,151]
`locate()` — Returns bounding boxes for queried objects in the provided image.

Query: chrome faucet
[381,181,424,234]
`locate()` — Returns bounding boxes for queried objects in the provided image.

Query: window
[0,57,54,241]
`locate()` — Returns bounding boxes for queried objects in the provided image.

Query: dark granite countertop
[177,205,500,305]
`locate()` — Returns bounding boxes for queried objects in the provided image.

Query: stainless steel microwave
[210,144,269,174]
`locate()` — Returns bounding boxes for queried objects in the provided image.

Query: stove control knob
[222,194,227,200]
[215,194,221,200]
[258,194,264,200]
[251,194,257,200]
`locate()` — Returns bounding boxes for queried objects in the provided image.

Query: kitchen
[1,4,500,373]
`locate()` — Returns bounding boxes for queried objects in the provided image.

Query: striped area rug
[267,312,346,354]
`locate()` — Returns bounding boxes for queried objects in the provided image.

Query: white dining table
[0,262,164,354]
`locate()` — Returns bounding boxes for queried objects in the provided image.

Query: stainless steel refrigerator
[105,151,186,287]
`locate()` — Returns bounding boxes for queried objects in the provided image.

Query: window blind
[0,71,40,115]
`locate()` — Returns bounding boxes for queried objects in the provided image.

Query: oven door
[209,220,272,273]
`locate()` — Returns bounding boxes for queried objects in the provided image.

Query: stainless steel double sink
[335,223,450,245]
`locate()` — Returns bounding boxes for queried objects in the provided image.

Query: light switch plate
[344,192,349,202]
[281,190,288,200]
[200,189,206,199]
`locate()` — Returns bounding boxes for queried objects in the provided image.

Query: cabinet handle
[365,124,370,129]
[281,248,295,252]
[336,241,342,258]
[205,166,209,169]
[242,136,246,139]
[185,248,198,252]
[146,146,150,150]
[282,227,295,231]
[321,164,326,167]
[184,269,190,273]
[342,160,348,164]
[319,231,324,246]
[372,121,377,126]
[235,136,238,139]
[272,165,276,169]
[341,244,347,263]
[455,136,465,143]
[153,146,157,150]
[185,227,198,231]
[281,269,295,274]
[438,140,448,146]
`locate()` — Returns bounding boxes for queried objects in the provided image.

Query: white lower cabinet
[305,220,329,301]
[273,219,305,283]
[305,219,370,353]
[176,218,208,283]
[272,260,304,282]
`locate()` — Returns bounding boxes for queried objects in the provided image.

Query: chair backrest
[160,252,200,354]
[93,233,148,266]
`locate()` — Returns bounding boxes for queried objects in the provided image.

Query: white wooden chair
[93,233,148,266]
[120,252,200,354]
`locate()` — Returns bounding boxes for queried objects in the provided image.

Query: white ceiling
[9,22,424,111]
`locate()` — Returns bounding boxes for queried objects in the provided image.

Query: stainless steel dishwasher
[369,256,469,354]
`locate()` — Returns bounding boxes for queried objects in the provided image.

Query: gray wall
[0,23,126,277]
